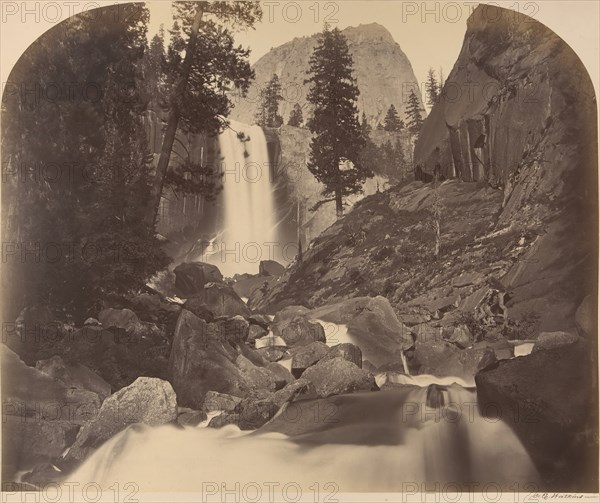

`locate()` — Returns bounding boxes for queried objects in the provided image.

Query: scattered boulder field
[3,255,594,490]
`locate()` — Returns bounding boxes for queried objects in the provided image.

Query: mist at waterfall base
[200,120,287,277]
[66,377,540,494]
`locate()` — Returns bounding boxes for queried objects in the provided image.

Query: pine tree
[405,90,424,137]
[396,141,409,180]
[288,103,304,127]
[425,68,440,106]
[359,137,381,178]
[305,26,371,218]
[149,1,261,224]
[141,24,166,109]
[255,74,284,127]
[360,111,372,136]
[383,104,404,132]
[431,178,443,258]
[1,3,169,318]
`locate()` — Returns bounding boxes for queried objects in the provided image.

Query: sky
[1,1,599,99]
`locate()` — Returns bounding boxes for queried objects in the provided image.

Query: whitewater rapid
[64,378,540,494]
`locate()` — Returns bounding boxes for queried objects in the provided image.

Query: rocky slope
[231,23,422,127]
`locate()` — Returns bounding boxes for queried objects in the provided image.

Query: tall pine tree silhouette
[405,90,424,137]
[383,104,404,132]
[305,26,371,218]
[255,73,284,127]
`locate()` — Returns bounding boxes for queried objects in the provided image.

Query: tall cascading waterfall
[203,119,279,277]
[63,378,541,493]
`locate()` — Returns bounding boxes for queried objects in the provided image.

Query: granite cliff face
[412,4,598,330]
[231,23,422,127]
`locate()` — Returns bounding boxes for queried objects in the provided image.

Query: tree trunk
[297,198,303,263]
[335,190,343,219]
[147,6,205,226]
[434,219,441,258]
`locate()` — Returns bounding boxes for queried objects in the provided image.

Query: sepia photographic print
[1,1,598,501]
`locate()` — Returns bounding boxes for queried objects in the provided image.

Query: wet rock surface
[476,341,598,491]
[174,262,224,297]
[301,357,378,398]
[62,377,178,468]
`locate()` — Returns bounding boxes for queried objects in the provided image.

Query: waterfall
[203,119,277,277]
[63,379,540,494]
[400,351,410,375]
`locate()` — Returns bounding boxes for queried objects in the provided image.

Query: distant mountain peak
[231,23,420,127]
[341,23,395,43]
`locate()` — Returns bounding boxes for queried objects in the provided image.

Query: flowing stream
[65,377,540,494]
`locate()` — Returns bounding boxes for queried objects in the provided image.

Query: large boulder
[168,310,248,408]
[129,292,181,314]
[184,283,251,318]
[475,341,598,491]
[174,262,223,297]
[277,316,326,347]
[290,341,330,377]
[59,324,171,392]
[169,310,277,408]
[35,355,111,400]
[129,292,181,324]
[272,305,311,324]
[97,307,166,343]
[202,391,242,414]
[411,340,496,383]
[309,296,413,367]
[6,305,66,364]
[410,323,442,344]
[97,308,140,330]
[248,324,268,343]
[532,331,579,353]
[1,345,101,426]
[301,357,377,398]
[212,379,314,430]
[214,316,250,344]
[443,324,473,349]
[3,417,78,485]
[1,345,98,480]
[266,362,295,389]
[182,296,216,321]
[63,377,177,467]
[575,295,595,338]
[235,355,277,392]
[236,397,280,430]
[259,260,285,277]
[322,343,362,367]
